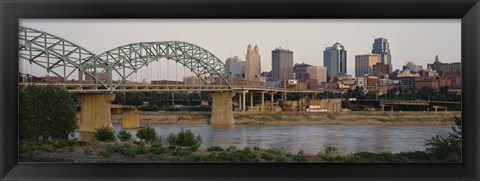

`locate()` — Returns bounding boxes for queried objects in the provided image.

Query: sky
[20,19,461,81]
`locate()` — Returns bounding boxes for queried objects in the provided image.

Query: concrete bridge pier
[77,94,116,135]
[209,92,235,125]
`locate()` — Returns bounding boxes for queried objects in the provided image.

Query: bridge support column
[261,92,265,112]
[210,92,235,125]
[242,92,246,112]
[238,94,242,111]
[250,93,254,111]
[77,94,116,134]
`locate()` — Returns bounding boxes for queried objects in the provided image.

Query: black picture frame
[1,0,479,180]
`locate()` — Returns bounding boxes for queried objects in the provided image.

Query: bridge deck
[18,83,327,94]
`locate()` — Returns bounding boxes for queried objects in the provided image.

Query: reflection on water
[83,124,453,154]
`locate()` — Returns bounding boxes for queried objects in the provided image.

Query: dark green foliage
[292,150,307,162]
[149,142,167,155]
[105,143,137,159]
[207,146,224,152]
[117,130,133,142]
[20,140,79,155]
[113,92,212,108]
[52,139,77,149]
[136,127,158,143]
[343,151,433,162]
[216,149,259,162]
[168,145,176,150]
[83,147,94,155]
[136,143,148,154]
[139,105,161,111]
[341,86,461,111]
[19,85,77,140]
[323,145,338,154]
[261,153,274,161]
[94,126,116,142]
[226,146,237,152]
[173,147,193,156]
[99,150,111,158]
[167,129,202,151]
[424,117,462,161]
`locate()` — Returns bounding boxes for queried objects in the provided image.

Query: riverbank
[20,139,456,163]
[111,111,460,125]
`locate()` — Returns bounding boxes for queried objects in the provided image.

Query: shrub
[168,145,176,150]
[207,146,224,152]
[136,127,158,143]
[94,126,116,142]
[226,146,237,152]
[83,147,94,155]
[99,150,111,158]
[292,150,307,162]
[275,155,287,162]
[173,147,193,156]
[53,139,77,149]
[149,144,167,155]
[167,129,202,151]
[424,116,462,161]
[216,149,258,162]
[105,143,137,159]
[253,147,260,151]
[261,153,274,161]
[323,145,338,154]
[19,85,77,140]
[117,130,133,142]
[136,143,148,154]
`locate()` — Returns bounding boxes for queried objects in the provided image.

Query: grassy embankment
[19,139,457,163]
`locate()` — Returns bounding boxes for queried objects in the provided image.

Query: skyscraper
[306,66,327,85]
[323,42,347,81]
[272,47,294,81]
[355,53,380,77]
[225,56,245,78]
[402,61,423,72]
[372,38,392,65]
[245,44,261,80]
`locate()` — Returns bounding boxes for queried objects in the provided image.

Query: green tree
[19,85,77,140]
[95,126,116,142]
[136,126,158,143]
[425,117,462,161]
[167,129,202,151]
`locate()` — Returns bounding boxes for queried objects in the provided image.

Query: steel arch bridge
[18,26,233,92]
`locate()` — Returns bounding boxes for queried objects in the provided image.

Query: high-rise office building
[306,66,327,85]
[372,62,393,76]
[355,53,380,77]
[402,61,423,72]
[245,44,261,80]
[272,47,294,81]
[427,55,461,76]
[293,63,312,80]
[225,56,245,78]
[372,38,392,65]
[323,42,347,81]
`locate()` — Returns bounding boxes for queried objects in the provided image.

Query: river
[106,124,453,154]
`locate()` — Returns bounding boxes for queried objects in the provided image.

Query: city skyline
[20,19,460,81]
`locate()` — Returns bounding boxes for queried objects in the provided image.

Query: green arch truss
[18,26,233,92]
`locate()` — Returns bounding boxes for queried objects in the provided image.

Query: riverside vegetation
[20,118,462,162]
[19,85,462,162]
